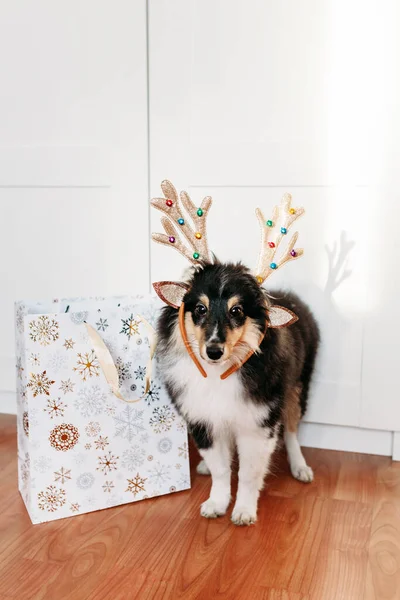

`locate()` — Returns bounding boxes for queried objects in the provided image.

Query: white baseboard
[299,422,393,457]
[392,432,400,461]
[0,391,396,458]
[0,391,17,414]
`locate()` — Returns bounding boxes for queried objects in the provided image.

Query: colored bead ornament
[289,208,296,215]
[193,252,200,260]
[270,262,277,269]
[281,227,287,234]
[290,249,297,257]
[197,208,203,217]
[166,199,173,207]
[195,232,202,239]
[168,236,175,244]
[256,276,263,284]
[178,218,185,225]
[268,242,275,248]
[266,220,273,227]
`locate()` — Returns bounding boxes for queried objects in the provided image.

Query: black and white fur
[155,263,320,525]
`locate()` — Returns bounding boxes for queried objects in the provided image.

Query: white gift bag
[15,295,191,524]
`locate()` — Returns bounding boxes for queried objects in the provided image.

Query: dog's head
[154,263,297,365]
[184,263,267,364]
[151,180,302,369]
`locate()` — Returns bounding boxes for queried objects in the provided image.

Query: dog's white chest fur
[166,353,269,435]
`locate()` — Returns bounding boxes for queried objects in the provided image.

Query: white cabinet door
[149,0,400,430]
[0,1,149,410]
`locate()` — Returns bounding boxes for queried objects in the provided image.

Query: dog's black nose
[206,346,224,361]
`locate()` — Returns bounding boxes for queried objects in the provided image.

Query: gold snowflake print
[175,464,182,470]
[85,443,92,450]
[178,442,188,459]
[105,405,116,417]
[29,353,40,367]
[54,467,71,484]
[102,481,114,493]
[49,423,80,452]
[23,411,29,437]
[176,419,186,433]
[44,398,67,419]
[86,421,101,437]
[38,485,66,512]
[16,357,24,380]
[120,314,140,339]
[63,338,75,350]
[97,451,119,475]
[29,316,59,346]
[70,503,80,513]
[74,350,100,381]
[27,371,55,397]
[126,474,147,497]
[94,436,109,451]
[60,379,75,395]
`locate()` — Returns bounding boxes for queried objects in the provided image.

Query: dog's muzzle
[205,344,224,361]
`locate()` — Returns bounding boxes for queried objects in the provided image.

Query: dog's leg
[199,435,232,518]
[284,431,313,482]
[231,431,277,526]
[196,460,211,475]
[283,385,313,483]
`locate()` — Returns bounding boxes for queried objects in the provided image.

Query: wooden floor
[1,415,400,600]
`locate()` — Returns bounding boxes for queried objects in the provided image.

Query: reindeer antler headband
[151,180,304,378]
[254,193,304,284]
[151,179,213,265]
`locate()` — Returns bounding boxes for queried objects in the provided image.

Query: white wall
[2,1,400,457]
[0,1,150,413]
[149,0,400,443]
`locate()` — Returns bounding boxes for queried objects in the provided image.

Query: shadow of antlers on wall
[274,230,356,386]
[325,230,356,296]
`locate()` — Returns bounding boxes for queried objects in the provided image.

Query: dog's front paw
[231,506,257,526]
[291,464,314,483]
[200,497,230,519]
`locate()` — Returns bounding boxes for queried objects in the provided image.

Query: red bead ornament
[268,242,275,248]
[166,199,173,207]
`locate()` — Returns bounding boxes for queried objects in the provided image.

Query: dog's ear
[153,281,190,309]
[268,305,298,328]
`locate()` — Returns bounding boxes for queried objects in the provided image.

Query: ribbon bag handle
[85,315,157,404]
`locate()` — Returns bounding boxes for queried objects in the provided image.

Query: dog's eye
[195,303,208,316]
[230,305,243,317]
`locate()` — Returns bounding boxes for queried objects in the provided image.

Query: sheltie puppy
[155,262,320,525]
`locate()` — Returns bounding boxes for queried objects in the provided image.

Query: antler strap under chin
[178,303,266,380]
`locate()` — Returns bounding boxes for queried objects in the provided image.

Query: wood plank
[1,414,400,599]
[365,459,400,600]
[308,499,372,600]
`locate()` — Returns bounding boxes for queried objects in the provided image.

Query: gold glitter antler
[151,180,213,265]
[254,193,305,285]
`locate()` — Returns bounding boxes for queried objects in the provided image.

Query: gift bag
[15,295,191,525]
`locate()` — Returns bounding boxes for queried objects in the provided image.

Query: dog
[155,262,320,525]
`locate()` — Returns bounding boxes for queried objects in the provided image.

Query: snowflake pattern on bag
[27,371,55,397]
[126,474,147,496]
[114,406,146,442]
[38,485,66,512]
[29,316,59,346]
[16,295,190,525]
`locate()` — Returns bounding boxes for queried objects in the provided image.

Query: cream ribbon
[85,315,157,404]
